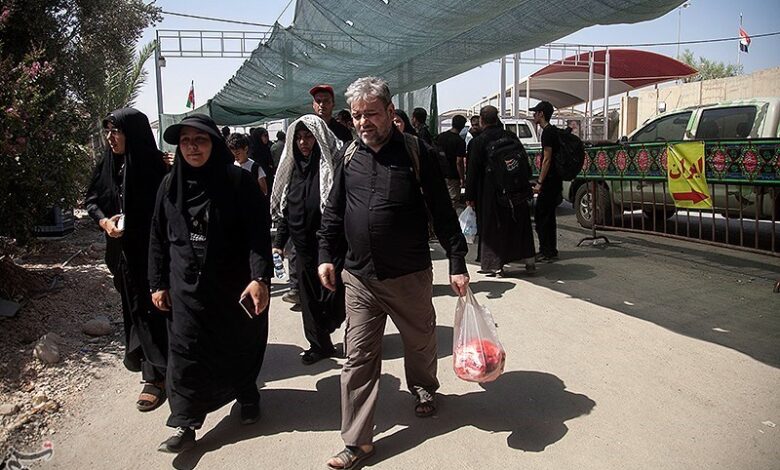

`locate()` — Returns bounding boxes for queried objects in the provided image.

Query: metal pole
[499,56,507,118]
[603,47,610,141]
[154,33,165,149]
[526,75,531,115]
[677,7,682,59]
[587,49,594,141]
[513,53,520,118]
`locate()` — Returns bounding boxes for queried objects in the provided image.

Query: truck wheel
[574,183,611,229]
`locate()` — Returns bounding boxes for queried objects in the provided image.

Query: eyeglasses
[105,128,123,136]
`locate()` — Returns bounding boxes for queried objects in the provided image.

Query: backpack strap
[343,140,359,166]
[343,135,423,188]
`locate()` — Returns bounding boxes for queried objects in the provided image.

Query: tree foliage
[680,49,744,83]
[0,0,160,245]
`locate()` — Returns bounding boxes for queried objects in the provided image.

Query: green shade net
[161,0,684,129]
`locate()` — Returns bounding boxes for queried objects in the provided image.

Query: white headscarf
[269,114,343,220]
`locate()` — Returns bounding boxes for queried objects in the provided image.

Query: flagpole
[737,13,742,67]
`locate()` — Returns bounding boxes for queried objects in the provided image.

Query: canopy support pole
[586,50,594,141]
[499,56,507,118]
[603,47,611,141]
[154,33,165,149]
[513,53,520,118]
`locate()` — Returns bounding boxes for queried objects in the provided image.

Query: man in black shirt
[434,114,467,208]
[310,84,353,144]
[318,76,468,470]
[531,101,561,262]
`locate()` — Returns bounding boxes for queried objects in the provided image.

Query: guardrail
[528,139,780,256]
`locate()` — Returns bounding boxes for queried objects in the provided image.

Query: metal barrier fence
[529,139,780,257]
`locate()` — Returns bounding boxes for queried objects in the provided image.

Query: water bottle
[272,252,285,279]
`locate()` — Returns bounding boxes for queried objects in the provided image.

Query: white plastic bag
[453,287,506,383]
[459,206,478,244]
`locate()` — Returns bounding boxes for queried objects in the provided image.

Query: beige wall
[630,66,780,129]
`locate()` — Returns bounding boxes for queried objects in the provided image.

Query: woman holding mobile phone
[85,108,169,413]
[148,114,272,453]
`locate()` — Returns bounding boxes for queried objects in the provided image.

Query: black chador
[85,108,169,388]
[465,124,536,272]
[273,119,346,362]
[148,115,272,431]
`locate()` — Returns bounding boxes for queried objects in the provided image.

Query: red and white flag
[739,27,751,53]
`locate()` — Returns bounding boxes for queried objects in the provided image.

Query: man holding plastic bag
[318,77,469,469]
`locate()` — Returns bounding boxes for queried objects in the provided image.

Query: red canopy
[521,49,697,108]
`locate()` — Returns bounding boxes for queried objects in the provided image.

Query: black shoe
[535,253,558,263]
[282,289,300,304]
[301,348,335,365]
[240,401,260,425]
[158,427,195,453]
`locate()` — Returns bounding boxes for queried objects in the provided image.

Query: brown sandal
[137,382,166,412]
[326,446,375,469]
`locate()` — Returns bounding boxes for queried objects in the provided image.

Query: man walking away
[434,114,467,210]
[465,105,536,275]
[530,101,561,262]
[318,76,469,469]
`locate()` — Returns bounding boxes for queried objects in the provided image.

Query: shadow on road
[172,371,595,469]
[433,279,516,299]
[519,212,780,368]
[257,326,456,388]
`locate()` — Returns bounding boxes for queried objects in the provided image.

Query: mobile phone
[239,295,255,318]
[116,213,125,232]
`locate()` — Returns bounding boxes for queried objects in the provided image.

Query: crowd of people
[85,75,562,468]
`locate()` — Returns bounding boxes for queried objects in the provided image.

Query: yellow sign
[666,142,712,209]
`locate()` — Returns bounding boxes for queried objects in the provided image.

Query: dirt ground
[0,213,127,452]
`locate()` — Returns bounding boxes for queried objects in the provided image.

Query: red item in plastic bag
[452,287,506,383]
[454,339,506,382]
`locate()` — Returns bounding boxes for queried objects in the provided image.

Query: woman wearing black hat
[85,108,169,413]
[148,114,272,453]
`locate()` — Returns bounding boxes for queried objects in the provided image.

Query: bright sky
[135,0,780,123]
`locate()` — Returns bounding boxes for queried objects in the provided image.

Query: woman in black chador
[85,108,169,412]
[148,114,272,453]
[270,115,345,365]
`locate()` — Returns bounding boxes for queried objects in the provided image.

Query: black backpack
[553,127,586,181]
[485,133,533,209]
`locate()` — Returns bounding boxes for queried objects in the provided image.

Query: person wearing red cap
[310,84,353,144]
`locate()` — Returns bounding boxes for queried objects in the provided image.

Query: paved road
[41,206,779,470]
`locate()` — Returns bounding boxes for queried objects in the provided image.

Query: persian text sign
[667,142,712,209]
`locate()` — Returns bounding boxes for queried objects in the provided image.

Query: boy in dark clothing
[531,101,562,262]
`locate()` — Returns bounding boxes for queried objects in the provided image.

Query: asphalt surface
[40,204,779,470]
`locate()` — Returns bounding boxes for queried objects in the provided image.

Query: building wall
[632,66,780,129]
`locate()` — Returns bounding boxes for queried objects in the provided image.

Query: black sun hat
[163,114,222,145]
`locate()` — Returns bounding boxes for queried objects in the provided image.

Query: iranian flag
[185,81,195,108]
[739,27,751,53]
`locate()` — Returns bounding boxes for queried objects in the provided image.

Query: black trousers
[296,251,345,354]
[535,177,563,257]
